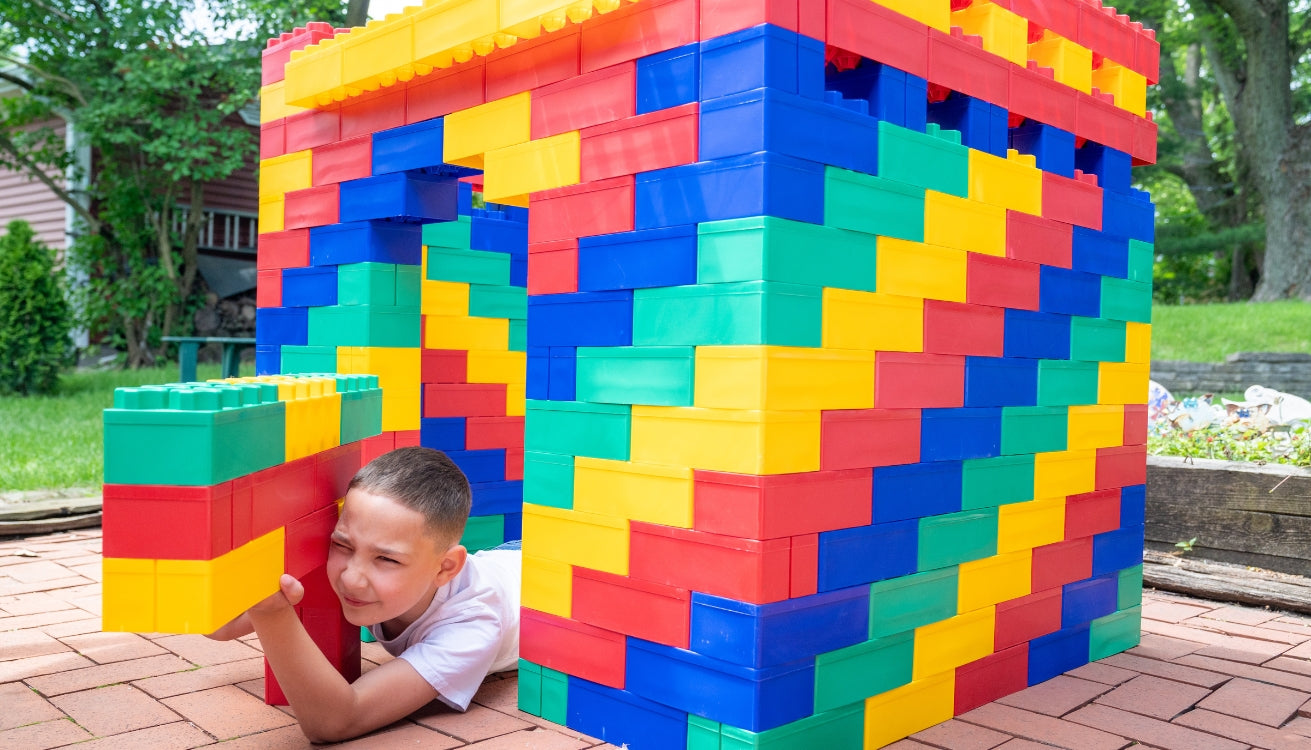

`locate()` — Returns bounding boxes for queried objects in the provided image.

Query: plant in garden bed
[1148,423,1311,466]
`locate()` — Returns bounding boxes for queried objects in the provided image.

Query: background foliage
[0,219,70,395]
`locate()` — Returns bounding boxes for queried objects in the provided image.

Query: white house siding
[0,120,68,252]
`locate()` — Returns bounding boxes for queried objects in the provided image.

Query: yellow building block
[1033,449,1097,498]
[444,92,533,169]
[483,131,582,203]
[866,672,955,748]
[340,15,414,93]
[522,503,629,576]
[283,39,345,108]
[924,190,1007,257]
[998,497,1066,553]
[1068,404,1126,450]
[259,151,313,200]
[422,280,472,317]
[630,406,821,476]
[156,528,284,634]
[1124,323,1151,364]
[102,558,157,632]
[822,289,924,353]
[951,0,1028,65]
[413,0,500,67]
[507,383,526,417]
[521,553,573,618]
[467,350,527,385]
[1029,33,1093,94]
[967,149,1042,216]
[574,457,694,528]
[1099,362,1150,405]
[876,238,968,302]
[913,606,995,679]
[425,314,510,350]
[259,80,311,124]
[958,550,1032,612]
[259,194,286,234]
[870,0,950,32]
[337,346,421,432]
[1093,60,1148,117]
[693,346,875,411]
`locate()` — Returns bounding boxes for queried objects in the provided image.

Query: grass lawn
[0,363,251,492]
[1152,299,1311,362]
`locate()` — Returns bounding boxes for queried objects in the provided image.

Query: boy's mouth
[342,596,372,608]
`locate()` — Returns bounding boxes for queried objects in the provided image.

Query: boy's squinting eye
[378,556,400,565]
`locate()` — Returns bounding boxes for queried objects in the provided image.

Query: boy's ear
[435,544,468,585]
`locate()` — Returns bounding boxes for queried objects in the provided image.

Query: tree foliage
[0,220,70,395]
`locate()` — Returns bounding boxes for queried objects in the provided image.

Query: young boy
[209,446,521,743]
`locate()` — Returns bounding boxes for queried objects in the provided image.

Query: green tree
[0,0,349,367]
[0,219,70,395]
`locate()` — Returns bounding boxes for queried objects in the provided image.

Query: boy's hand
[250,574,306,615]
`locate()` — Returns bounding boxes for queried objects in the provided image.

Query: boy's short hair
[348,447,471,547]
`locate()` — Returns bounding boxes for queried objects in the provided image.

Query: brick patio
[4,528,1311,749]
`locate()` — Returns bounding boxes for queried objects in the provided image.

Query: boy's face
[326,487,465,634]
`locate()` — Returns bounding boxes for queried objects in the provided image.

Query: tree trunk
[1253,132,1311,299]
[346,0,370,27]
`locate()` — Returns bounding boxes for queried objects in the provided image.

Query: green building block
[523,451,574,508]
[426,245,511,286]
[421,215,472,249]
[517,659,543,716]
[280,345,339,374]
[460,514,504,552]
[1089,605,1141,661]
[1037,360,1100,406]
[360,626,376,643]
[877,120,969,197]
[962,454,1035,509]
[508,319,527,352]
[1000,406,1068,455]
[824,166,925,241]
[575,346,695,407]
[743,694,866,746]
[307,305,421,347]
[1070,317,1126,362]
[869,568,959,638]
[1128,240,1154,284]
[340,378,384,444]
[689,716,722,750]
[633,281,823,347]
[541,666,568,725]
[339,262,396,306]
[696,216,877,292]
[1100,277,1152,323]
[1118,565,1144,610]
[525,400,631,461]
[468,283,527,320]
[918,509,999,572]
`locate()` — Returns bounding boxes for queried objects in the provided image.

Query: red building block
[700,0,826,40]
[1095,445,1146,490]
[956,643,1029,714]
[693,468,872,539]
[359,432,395,464]
[528,176,634,244]
[580,103,699,183]
[466,417,525,450]
[1065,488,1121,539]
[506,447,524,481]
[531,61,635,139]
[285,504,339,579]
[257,229,310,271]
[243,455,320,539]
[102,482,234,560]
[1008,65,1079,133]
[1122,404,1147,446]
[394,430,422,448]
[629,522,793,605]
[316,441,362,501]
[826,0,928,79]
[1007,211,1074,267]
[421,349,468,384]
[407,60,487,124]
[283,184,340,230]
[874,352,965,409]
[967,253,1040,311]
[527,239,579,295]
[486,26,581,102]
[520,608,626,689]
[923,301,1005,357]
[312,135,372,187]
[260,119,287,160]
[790,533,818,598]
[819,409,921,471]
[1031,537,1093,591]
[572,567,691,649]
[928,29,1009,107]
[285,107,341,153]
[995,587,1062,651]
[422,384,508,418]
[257,269,283,308]
[1076,94,1138,159]
[580,0,698,74]
[1077,3,1136,69]
[340,89,406,141]
[1008,0,1079,42]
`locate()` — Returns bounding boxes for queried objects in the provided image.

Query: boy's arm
[206,612,254,641]
[248,575,441,743]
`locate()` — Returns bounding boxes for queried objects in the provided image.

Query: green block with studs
[918,509,999,572]
[1089,605,1141,661]
[869,567,959,638]
[1037,360,1100,406]
[696,216,877,292]
[1001,406,1068,455]
[961,454,1035,509]
[824,166,926,241]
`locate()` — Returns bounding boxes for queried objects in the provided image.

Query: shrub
[0,220,71,395]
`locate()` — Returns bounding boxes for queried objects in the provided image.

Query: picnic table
[162,336,255,382]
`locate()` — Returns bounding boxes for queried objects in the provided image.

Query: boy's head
[347,446,472,549]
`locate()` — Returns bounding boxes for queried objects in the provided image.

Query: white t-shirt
[368,549,521,710]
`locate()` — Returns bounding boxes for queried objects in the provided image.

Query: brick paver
[7,527,1311,749]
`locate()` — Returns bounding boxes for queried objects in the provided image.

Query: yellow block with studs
[1124,323,1151,364]
[444,92,533,169]
[1029,33,1093,94]
[968,149,1042,216]
[1067,404,1126,450]
[630,406,821,475]
[425,314,510,351]
[876,238,967,303]
[521,553,573,619]
[998,497,1066,554]
[958,550,1032,612]
[573,458,694,528]
[822,289,924,353]
[951,0,1028,65]
[913,606,995,679]
[1033,449,1097,498]
[1099,362,1150,405]
[693,346,875,411]
[155,528,285,634]
[924,190,1007,257]
[467,350,527,385]
[337,346,421,431]
[483,131,581,203]
[1093,60,1148,117]
[421,280,472,317]
[259,151,313,200]
[865,671,956,749]
[522,503,629,576]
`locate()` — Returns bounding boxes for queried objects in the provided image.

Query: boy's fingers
[280,573,306,606]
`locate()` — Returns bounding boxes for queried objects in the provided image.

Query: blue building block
[256,307,308,346]
[457,180,474,214]
[1102,188,1155,242]
[1028,624,1091,684]
[511,257,528,288]
[310,221,422,266]
[503,512,522,541]
[1092,523,1144,576]
[625,638,815,733]
[470,214,528,256]
[699,87,881,175]
[1039,266,1102,318]
[928,94,1006,155]
[635,151,825,229]
[818,520,918,590]
[700,24,824,102]
[1002,310,1072,360]
[637,42,699,114]
[1075,143,1132,193]
[567,676,688,750]
[527,291,634,348]
[470,480,524,517]
[280,266,339,308]
[1071,227,1130,279]
[578,225,698,291]
[445,448,506,484]
[872,461,963,523]
[920,408,1002,462]
[339,172,459,224]
[1009,122,1075,178]
[420,416,466,451]
[256,344,281,375]
[527,347,550,400]
[964,356,1039,407]
[1062,574,1119,628]
[1120,484,1146,527]
[903,73,928,132]
[689,587,870,669]
[548,347,577,401]
[371,119,481,177]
